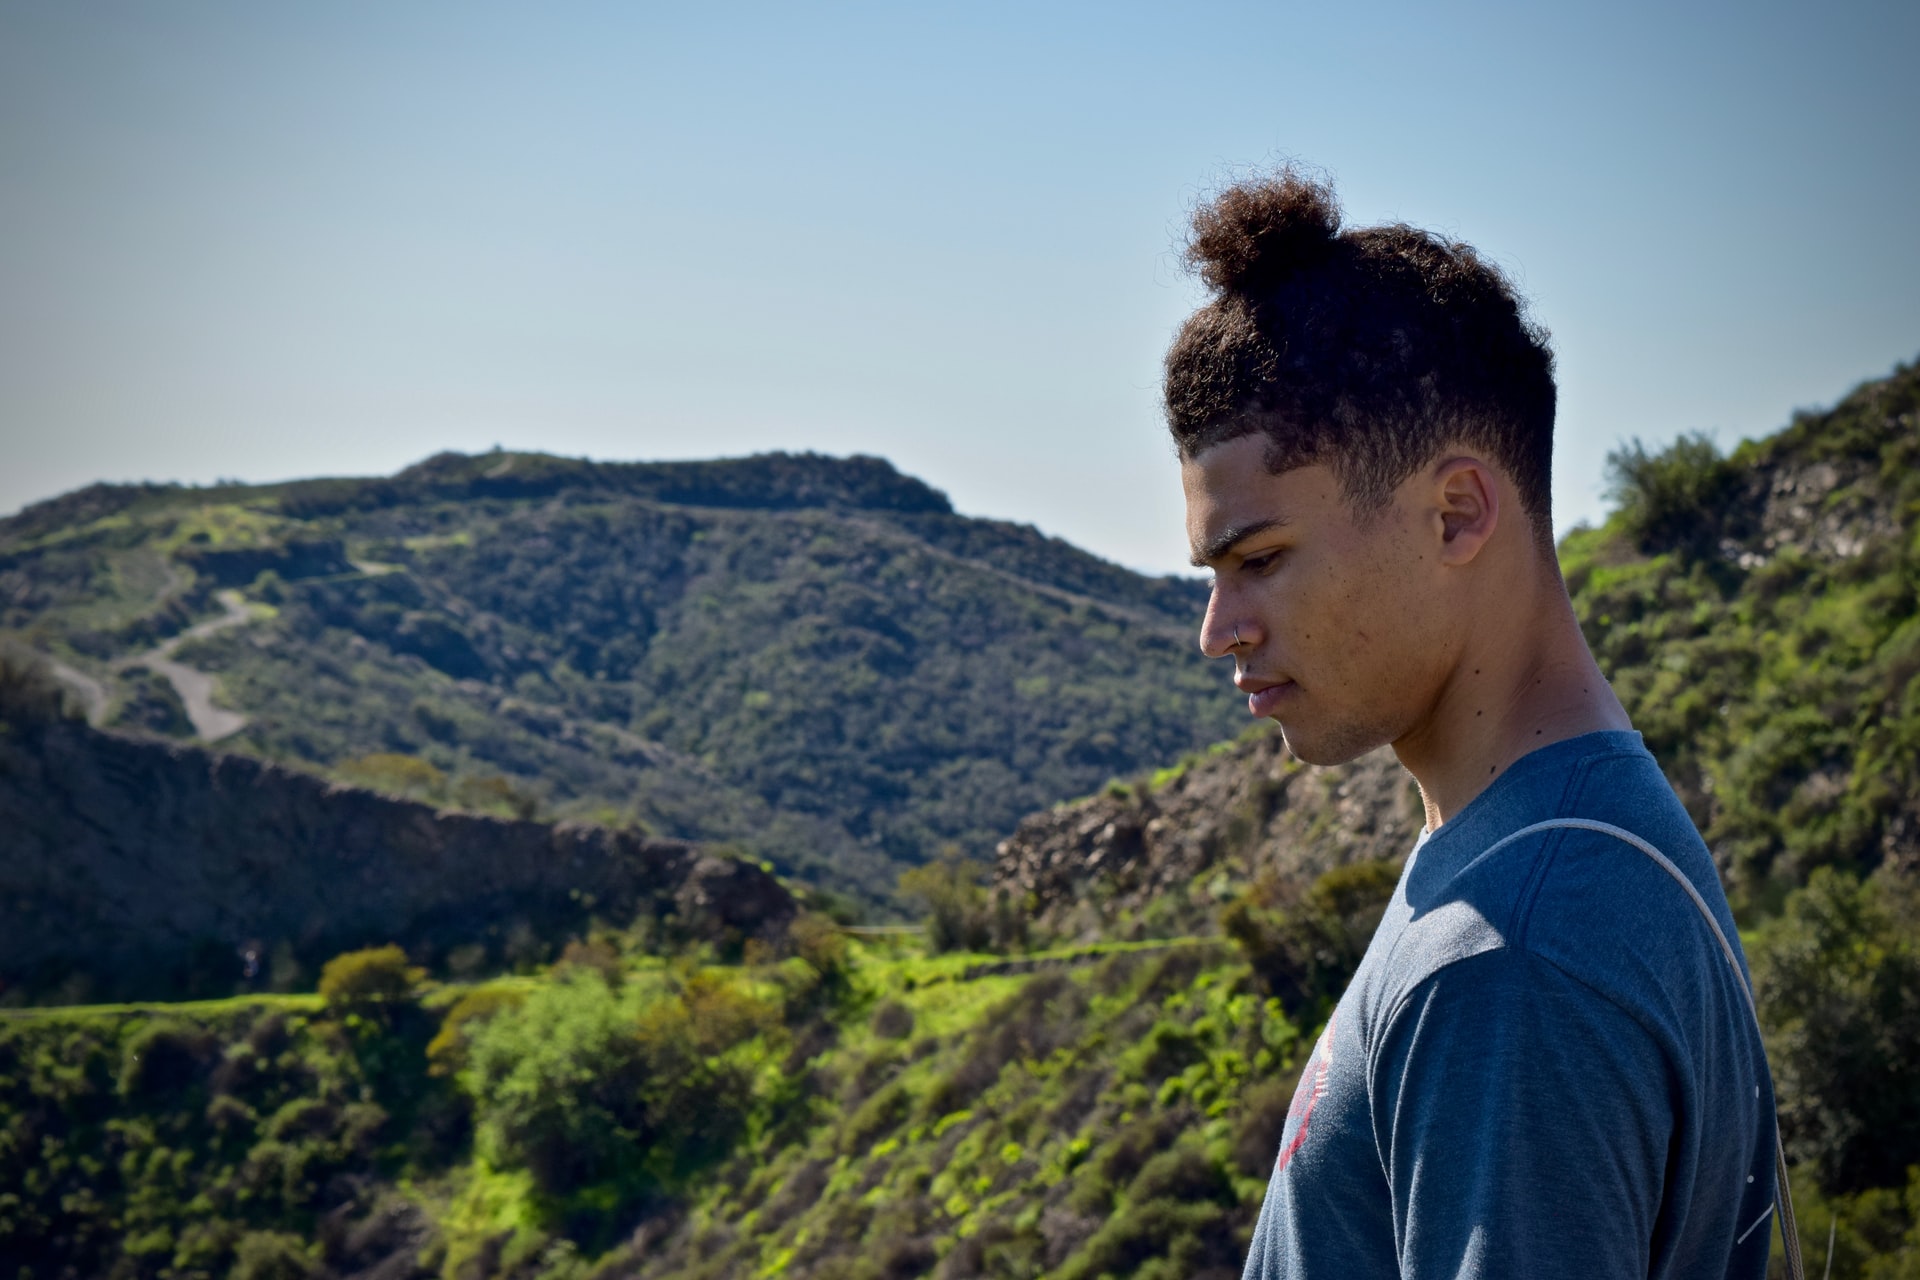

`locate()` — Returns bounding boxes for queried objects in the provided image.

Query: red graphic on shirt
[1277,1011,1337,1174]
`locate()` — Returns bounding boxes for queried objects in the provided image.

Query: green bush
[425,986,526,1077]
[1754,869,1920,1193]
[463,973,652,1195]
[1221,859,1400,1017]
[869,998,915,1040]
[788,911,850,984]
[317,945,424,1012]
[840,1081,912,1157]
[1127,1142,1233,1206]
[1233,1076,1297,1176]
[1605,432,1741,553]
[898,857,995,953]
[118,1020,217,1099]
[230,1230,322,1280]
[1057,1196,1234,1280]
[462,971,756,1205]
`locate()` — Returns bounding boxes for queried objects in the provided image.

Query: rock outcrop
[995,725,1422,941]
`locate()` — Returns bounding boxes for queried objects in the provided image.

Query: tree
[899,856,994,953]
[462,972,756,1204]
[1754,868,1920,1193]
[1603,432,1740,554]
[317,945,424,1012]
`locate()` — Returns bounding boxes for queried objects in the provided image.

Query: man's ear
[1430,457,1499,564]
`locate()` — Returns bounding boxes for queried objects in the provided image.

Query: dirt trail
[117,590,259,741]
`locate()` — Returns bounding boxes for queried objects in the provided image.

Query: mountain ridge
[1,448,1237,902]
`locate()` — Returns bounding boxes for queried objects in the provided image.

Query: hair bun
[1185,169,1342,295]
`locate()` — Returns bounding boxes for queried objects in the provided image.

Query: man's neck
[1395,583,1632,831]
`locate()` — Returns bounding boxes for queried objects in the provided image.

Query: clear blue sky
[3,0,1915,575]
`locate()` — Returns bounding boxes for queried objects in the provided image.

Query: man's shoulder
[1356,731,1730,1039]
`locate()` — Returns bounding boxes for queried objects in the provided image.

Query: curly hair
[1165,169,1557,541]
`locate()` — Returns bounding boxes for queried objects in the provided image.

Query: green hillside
[1564,361,1920,908]
[4,360,1919,1278]
[0,450,1240,902]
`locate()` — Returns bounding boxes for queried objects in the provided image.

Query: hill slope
[1564,359,1920,903]
[0,660,793,1004]
[5,362,1917,1279]
[0,450,1242,902]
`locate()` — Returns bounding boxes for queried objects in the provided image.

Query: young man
[1168,172,1786,1278]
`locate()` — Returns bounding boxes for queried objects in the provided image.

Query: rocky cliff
[0,666,794,1003]
[996,725,1421,941]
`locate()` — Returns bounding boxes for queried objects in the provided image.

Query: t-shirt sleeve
[1369,946,1674,1280]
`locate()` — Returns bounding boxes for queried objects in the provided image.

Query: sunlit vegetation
[0,930,1303,1280]
[3,364,1920,1275]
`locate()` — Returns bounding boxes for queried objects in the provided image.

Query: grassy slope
[0,938,1306,1280]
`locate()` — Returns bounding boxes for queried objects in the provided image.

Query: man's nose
[1199,596,1250,660]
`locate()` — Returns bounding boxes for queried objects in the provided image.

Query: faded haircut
[1165,169,1557,546]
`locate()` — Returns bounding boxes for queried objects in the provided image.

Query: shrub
[0,643,79,725]
[680,970,775,1055]
[1754,868,1920,1193]
[1605,432,1740,554]
[1056,1197,1232,1280]
[230,1231,322,1280]
[318,945,424,1012]
[1306,859,1402,922]
[425,987,526,1077]
[1124,1020,1208,1084]
[1127,1142,1232,1206]
[1222,860,1399,1016]
[898,858,994,953]
[463,973,651,1194]
[463,972,755,1201]
[1083,1112,1190,1200]
[118,1021,217,1098]
[555,937,623,987]
[788,912,850,982]
[336,752,448,804]
[870,999,915,1040]
[841,1082,912,1157]
[1233,1077,1297,1176]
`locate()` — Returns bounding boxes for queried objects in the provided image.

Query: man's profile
[1165,170,1791,1278]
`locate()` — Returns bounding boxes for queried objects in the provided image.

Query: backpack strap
[1470,817,1804,1280]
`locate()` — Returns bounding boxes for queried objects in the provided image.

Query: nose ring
[1233,625,1242,648]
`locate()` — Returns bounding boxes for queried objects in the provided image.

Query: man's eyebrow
[1190,517,1288,568]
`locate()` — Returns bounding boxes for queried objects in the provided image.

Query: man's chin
[1275,720,1387,768]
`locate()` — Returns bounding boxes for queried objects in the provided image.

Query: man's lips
[1242,679,1297,718]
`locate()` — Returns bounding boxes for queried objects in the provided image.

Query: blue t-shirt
[1242,731,1777,1279]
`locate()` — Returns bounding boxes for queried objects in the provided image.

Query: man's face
[1182,435,1455,766]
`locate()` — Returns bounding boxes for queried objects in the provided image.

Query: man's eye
[1242,550,1282,573]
